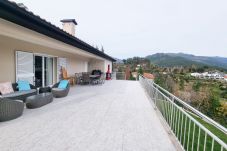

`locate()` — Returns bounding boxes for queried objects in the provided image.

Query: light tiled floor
[0,80,176,151]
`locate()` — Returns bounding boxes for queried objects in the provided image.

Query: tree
[166,75,176,93]
[137,66,143,75]
[207,87,221,118]
[129,72,136,81]
[197,67,205,73]
[179,78,184,90]
[192,80,201,92]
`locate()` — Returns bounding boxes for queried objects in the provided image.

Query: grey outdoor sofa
[0,83,37,102]
[0,98,24,122]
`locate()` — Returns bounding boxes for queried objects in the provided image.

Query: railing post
[170,100,174,129]
[154,86,158,109]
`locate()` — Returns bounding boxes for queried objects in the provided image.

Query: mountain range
[145,53,227,69]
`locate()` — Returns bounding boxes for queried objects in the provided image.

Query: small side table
[39,87,51,94]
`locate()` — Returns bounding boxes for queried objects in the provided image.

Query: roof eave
[0,0,116,62]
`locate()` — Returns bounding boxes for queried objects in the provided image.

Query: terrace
[0,80,177,151]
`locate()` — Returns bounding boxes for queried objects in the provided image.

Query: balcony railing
[139,75,227,151]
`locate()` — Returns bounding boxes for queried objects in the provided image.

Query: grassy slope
[190,113,227,144]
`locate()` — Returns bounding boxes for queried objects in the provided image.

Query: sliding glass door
[34,55,54,87]
[45,57,53,86]
[16,51,55,87]
[34,56,43,87]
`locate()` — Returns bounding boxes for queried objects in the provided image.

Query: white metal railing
[139,75,227,151]
[153,81,227,134]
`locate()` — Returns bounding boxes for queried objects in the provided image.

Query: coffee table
[25,93,53,109]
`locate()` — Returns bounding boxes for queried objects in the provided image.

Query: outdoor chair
[75,73,82,84]
[0,98,24,122]
[99,73,105,84]
[81,72,90,85]
[51,82,70,98]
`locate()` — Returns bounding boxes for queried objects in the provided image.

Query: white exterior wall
[0,18,113,82]
[67,57,89,76]
[88,59,105,72]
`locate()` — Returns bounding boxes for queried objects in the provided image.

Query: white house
[191,72,201,77]
[0,1,115,87]
[224,75,227,81]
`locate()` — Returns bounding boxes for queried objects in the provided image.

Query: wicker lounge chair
[51,82,70,98]
[0,98,24,122]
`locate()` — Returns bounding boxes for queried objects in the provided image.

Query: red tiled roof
[224,75,227,79]
[143,73,155,79]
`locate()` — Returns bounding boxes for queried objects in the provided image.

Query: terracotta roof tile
[143,73,155,79]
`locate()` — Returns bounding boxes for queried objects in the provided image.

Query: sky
[12,0,227,59]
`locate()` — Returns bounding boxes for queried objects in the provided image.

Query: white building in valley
[191,72,225,80]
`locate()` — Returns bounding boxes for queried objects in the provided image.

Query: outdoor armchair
[51,82,70,98]
[81,72,91,85]
[0,98,24,122]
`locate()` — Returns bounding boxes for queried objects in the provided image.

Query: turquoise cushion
[58,80,69,89]
[17,80,31,91]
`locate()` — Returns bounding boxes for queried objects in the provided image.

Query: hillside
[146,53,227,69]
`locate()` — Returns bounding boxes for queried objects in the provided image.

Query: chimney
[17,3,29,11]
[60,19,77,36]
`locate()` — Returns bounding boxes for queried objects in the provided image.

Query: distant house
[143,73,155,80]
[224,75,227,81]
[191,71,225,80]
[162,72,167,75]
[131,72,138,79]
[191,72,201,77]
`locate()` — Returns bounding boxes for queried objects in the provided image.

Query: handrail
[152,82,227,134]
[139,75,227,150]
[140,74,226,134]
[154,85,227,149]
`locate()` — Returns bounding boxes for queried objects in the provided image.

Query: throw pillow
[0,82,14,95]
[17,80,31,91]
[58,80,69,89]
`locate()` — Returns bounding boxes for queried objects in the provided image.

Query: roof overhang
[0,0,116,62]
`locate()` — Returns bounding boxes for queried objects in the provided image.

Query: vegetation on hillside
[154,69,227,127]
[114,56,227,127]
[146,53,227,70]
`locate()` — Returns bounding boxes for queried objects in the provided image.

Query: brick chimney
[60,19,77,36]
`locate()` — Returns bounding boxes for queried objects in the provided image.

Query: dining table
[89,75,101,84]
